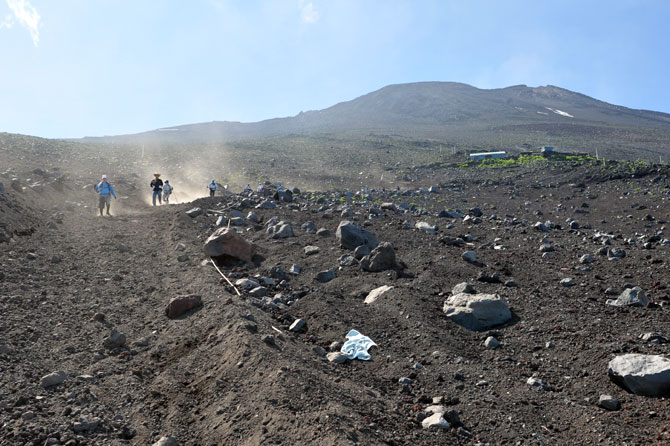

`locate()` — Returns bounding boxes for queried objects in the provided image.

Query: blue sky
[1,0,669,138]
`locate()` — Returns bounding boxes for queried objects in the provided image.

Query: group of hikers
[95,173,257,216]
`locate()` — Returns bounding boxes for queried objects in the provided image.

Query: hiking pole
[209,257,241,296]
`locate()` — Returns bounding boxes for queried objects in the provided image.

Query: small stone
[289,319,305,332]
[579,254,594,264]
[451,282,475,294]
[461,251,477,263]
[560,278,576,287]
[398,377,413,385]
[304,245,320,255]
[364,285,394,304]
[326,352,348,363]
[484,336,500,349]
[421,413,449,429]
[152,437,179,446]
[598,395,620,411]
[165,294,203,318]
[103,329,126,349]
[315,269,336,283]
[526,376,547,390]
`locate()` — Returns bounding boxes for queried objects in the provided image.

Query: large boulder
[443,293,512,331]
[360,242,397,272]
[336,220,378,251]
[608,354,670,396]
[204,228,257,263]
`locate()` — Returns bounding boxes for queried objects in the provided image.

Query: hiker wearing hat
[163,180,173,203]
[208,179,217,197]
[150,173,164,206]
[94,175,116,216]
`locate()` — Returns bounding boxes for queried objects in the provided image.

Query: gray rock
[301,221,317,233]
[421,413,450,429]
[461,251,477,263]
[533,222,549,232]
[560,278,576,287]
[235,278,260,290]
[153,437,179,446]
[289,319,305,332]
[204,228,257,263]
[606,287,648,308]
[443,293,512,331]
[579,254,594,264]
[327,352,348,363]
[484,336,500,349]
[398,377,413,385]
[165,294,203,318]
[360,242,397,272]
[364,285,394,304]
[353,244,371,260]
[304,245,320,255]
[316,228,330,237]
[640,332,668,344]
[452,282,475,295]
[73,417,101,433]
[186,207,202,218]
[246,212,259,223]
[338,254,357,267]
[256,200,277,209]
[336,220,378,250]
[289,264,302,275]
[438,209,463,219]
[415,221,437,234]
[526,376,548,390]
[608,354,670,396]
[103,329,126,349]
[269,222,294,238]
[608,247,626,258]
[315,269,336,283]
[215,216,227,226]
[598,395,620,411]
[40,370,68,388]
[248,286,268,297]
[312,346,327,357]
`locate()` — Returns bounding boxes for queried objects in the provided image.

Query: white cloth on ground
[341,329,377,360]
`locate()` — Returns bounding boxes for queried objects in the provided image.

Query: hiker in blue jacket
[95,174,116,216]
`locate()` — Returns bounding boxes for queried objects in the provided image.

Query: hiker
[245,184,252,192]
[150,173,163,206]
[257,184,263,193]
[208,180,217,197]
[163,180,173,203]
[94,174,116,216]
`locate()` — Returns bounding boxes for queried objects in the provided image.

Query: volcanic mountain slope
[79,82,670,161]
[1,155,670,445]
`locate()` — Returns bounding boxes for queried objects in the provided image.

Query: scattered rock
[165,294,203,318]
[421,413,450,429]
[598,395,620,411]
[560,278,576,287]
[304,245,320,255]
[461,251,477,263]
[153,436,179,446]
[103,329,127,349]
[336,220,378,250]
[415,221,438,234]
[360,242,397,272]
[443,293,512,331]
[326,352,348,363]
[608,354,670,396]
[315,269,336,283]
[606,287,648,308]
[186,207,202,218]
[484,336,500,349]
[204,228,257,263]
[452,282,475,295]
[364,285,394,304]
[289,319,306,332]
[40,370,68,388]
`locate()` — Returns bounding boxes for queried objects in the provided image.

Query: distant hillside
[78,82,670,149]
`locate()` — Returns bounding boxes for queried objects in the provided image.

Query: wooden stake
[209,257,241,296]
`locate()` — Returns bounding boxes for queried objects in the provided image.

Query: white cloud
[299,1,319,24]
[4,0,41,46]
